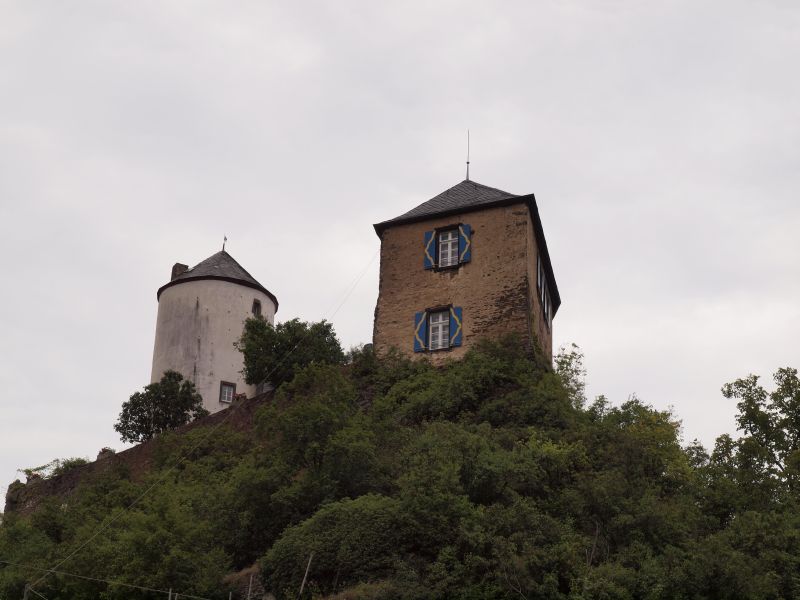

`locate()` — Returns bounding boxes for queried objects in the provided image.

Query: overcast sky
[1,1,798,493]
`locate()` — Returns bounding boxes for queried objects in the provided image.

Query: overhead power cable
[27,585,50,599]
[1,560,212,600]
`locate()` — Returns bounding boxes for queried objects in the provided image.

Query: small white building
[150,250,278,413]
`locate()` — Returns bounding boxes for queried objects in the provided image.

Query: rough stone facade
[373,201,554,363]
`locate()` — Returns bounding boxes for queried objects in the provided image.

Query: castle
[150,179,559,413]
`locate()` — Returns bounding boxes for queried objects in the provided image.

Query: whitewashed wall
[150,279,276,413]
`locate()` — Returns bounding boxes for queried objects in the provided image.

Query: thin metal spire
[222,235,227,251]
[466,130,470,181]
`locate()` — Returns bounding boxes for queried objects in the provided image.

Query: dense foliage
[114,370,208,443]
[19,457,90,480]
[237,317,345,388]
[3,341,800,599]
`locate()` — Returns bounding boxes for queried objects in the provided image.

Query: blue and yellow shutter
[413,311,428,352]
[458,224,472,263]
[423,231,436,269]
[449,306,463,347]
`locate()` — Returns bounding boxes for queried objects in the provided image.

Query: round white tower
[150,250,278,414]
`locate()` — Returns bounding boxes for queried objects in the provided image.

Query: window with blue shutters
[438,230,459,267]
[423,225,472,270]
[429,310,449,350]
[414,307,463,351]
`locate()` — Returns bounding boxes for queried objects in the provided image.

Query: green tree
[114,370,208,443]
[554,343,587,408]
[237,317,345,388]
[722,367,800,495]
[258,363,357,470]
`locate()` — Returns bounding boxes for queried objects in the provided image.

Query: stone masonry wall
[373,202,552,364]
[525,213,554,361]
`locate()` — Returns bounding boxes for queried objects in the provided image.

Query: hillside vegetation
[2,339,799,599]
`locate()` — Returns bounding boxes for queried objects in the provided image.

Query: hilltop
[2,340,799,599]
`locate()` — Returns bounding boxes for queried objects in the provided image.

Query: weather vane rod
[222,235,227,251]
[466,130,470,181]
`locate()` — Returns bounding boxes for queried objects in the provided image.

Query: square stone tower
[372,179,560,363]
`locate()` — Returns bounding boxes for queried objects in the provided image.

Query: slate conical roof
[373,179,560,314]
[156,250,278,310]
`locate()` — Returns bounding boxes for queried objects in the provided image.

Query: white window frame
[219,381,236,403]
[544,293,550,327]
[536,255,542,291]
[438,230,459,268]
[429,310,450,350]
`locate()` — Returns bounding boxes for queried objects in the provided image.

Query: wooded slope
[2,340,798,599]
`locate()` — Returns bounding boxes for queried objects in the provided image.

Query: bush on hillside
[237,317,345,388]
[114,370,208,443]
[262,495,408,597]
[19,457,89,480]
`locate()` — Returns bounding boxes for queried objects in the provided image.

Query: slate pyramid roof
[376,180,519,228]
[373,179,560,313]
[157,250,278,310]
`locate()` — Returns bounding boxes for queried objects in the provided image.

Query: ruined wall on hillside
[4,393,270,516]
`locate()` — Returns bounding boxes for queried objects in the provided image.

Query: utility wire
[29,248,379,591]
[321,249,379,318]
[2,560,212,600]
[27,586,49,600]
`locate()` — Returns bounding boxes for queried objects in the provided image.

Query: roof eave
[157,275,280,313]
[524,194,561,314]
[373,195,525,236]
